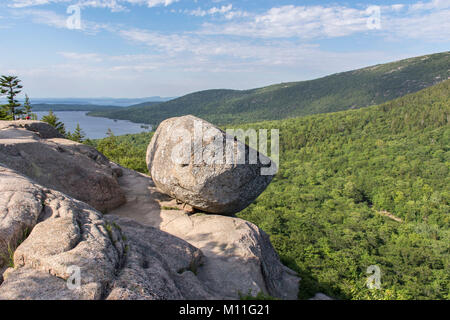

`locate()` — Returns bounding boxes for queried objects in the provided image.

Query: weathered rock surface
[0,121,125,212]
[0,165,44,268]
[0,120,64,139]
[109,167,299,299]
[0,164,119,299]
[105,215,213,300]
[0,166,216,299]
[146,115,275,215]
[0,121,299,300]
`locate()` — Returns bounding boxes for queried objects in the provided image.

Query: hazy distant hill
[88,51,450,126]
[22,96,173,107]
[31,104,122,112]
[31,101,164,112]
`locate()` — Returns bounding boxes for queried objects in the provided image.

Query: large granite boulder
[0,121,125,212]
[146,115,276,215]
[0,165,212,299]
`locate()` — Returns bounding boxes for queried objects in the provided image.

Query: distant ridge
[1,96,175,107]
[31,104,121,112]
[88,51,450,126]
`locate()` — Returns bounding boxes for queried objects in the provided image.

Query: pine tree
[69,123,86,143]
[23,94,36,120]
[0,107,8,120]
[41,110,66,136]
[0,84,6,120]
[0,75,24,120]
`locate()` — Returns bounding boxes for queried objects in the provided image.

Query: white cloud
[76,1,127,12]
[223,9,248,20]
[5,0,449,97]
[188,4,232,17]
[10,46,407,98]
[18,8,69,28]
[10,0,68,8]
[197,1,450,41]
[10,0,179,10]
[58,51,103,61]
[390,4,405,11]
[11,8,114,33]
[410,0,450,11]
[118,27,394,74]
[10,0,127,12]
[199,5,372,39]
[384,6,450,41]
[143,0,179,7]
[187,4,248,20]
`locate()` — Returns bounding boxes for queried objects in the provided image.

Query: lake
[35,111,152,139]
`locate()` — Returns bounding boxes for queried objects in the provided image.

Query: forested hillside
[92,80,449,299]
[89,51,449,126]
[89,131,153,173]
[233,80,449,300]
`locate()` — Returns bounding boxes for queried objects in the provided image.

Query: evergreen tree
[41,110,66,136]
[0,85,6,120]
[68,123,86,143]
[0,107,8,120]
[0,76,24,120]
[23,94,36,120]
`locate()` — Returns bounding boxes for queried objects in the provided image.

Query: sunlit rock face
[0,121,126,213]
[146,115,276,215]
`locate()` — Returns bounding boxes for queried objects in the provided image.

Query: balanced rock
[146,115,276,215]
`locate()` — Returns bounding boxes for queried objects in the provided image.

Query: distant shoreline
[34,111,153,139]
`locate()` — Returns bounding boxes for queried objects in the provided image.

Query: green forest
[89,51,449,126]
[91,80,450,300]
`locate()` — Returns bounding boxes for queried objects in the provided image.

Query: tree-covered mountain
[233,79,449,300]
[88,51,450,126]
[91,80,450,299]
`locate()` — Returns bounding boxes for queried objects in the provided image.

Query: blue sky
[0,0,449,98]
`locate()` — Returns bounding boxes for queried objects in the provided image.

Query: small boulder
[146,115,276,215]
[0,120,63,139]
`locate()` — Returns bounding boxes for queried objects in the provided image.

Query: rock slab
[0,121,125,212]
[109,167,299,299]
[0,165,214,300]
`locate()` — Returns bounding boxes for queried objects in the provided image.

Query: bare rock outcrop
[0,164,120,299]
[109,167,299,299]
[160,212,299,299]
[0,120,299,300]
[0,165,215,299]
[0,121,125,212]
[105,215,212,300]
[0,165,45,269]
[146,115,275,215]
